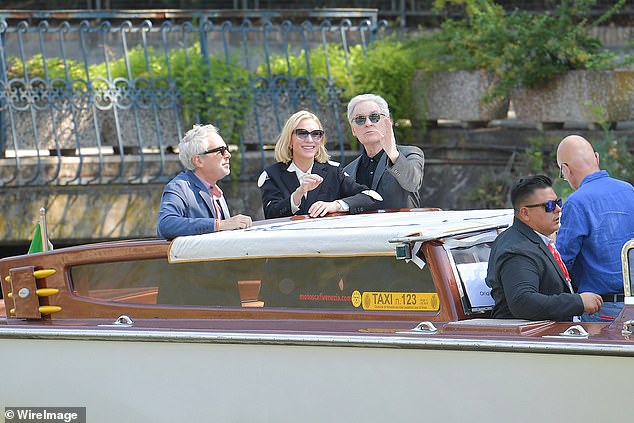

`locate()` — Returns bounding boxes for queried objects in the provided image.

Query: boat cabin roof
[169,209,514,262]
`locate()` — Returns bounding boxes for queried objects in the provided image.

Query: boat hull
[1,329,631,423]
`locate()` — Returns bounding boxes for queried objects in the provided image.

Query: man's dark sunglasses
[525,198,563,213]
[200,146,229,156]
[294,129,324,141]
[352,112,386,126]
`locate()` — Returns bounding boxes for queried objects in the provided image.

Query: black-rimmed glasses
[294,129,324,141]
[352,112,386,126]
[200,146,229,156]
[525,198,563,213]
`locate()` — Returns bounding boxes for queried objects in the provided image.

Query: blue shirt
[556,170,634,294]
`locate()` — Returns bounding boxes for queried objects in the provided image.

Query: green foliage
[495,0,628,98]
[593,136,634,185]
[168,43,251,147]
[413,0,631,100]
[257,43,359,101]
[6,54,85,81]
[352,35,419,143]
[6,55,89,92]
[89,45,169,86]
[412,0,509,72]
[7,44,251,148]
[352,35,417,122]
[259,35,419,144]
[258,35,417,111]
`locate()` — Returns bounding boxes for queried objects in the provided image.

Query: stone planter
[411,70,509,127]
[511,70,634,129]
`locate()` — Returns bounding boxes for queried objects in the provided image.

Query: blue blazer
[344,145,424,209]
[157,170,228,239]
[259,161,379,219]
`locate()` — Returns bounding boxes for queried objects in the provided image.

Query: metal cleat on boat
[412,321,438,333]
[98,315,135,328]
[622,320,634,337]
[559,325,589,338]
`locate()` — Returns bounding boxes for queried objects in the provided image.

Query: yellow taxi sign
[353,291,439,311]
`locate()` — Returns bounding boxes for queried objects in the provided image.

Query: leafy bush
[496,0,630,98]
[258,35,417,106]
[6,54,86,81]
[352,35,417,122]
[259,34,418,142]
[412,0,632,100]
[89,45,169,84]
[7,43,251,146]
[168,43,251,146]
[257,42,361,102]
[411,0,509,72]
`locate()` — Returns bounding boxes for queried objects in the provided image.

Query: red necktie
[548,243,571,282]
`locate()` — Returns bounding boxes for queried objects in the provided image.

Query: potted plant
[500,0,634,128]
[409,0,513,127]
[410,0,634,128]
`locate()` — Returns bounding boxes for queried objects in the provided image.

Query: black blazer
[259,161,379,219]
[344,145,424,209]
[485,217,584,320]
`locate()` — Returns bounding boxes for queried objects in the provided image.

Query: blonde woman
[258,110,381,219]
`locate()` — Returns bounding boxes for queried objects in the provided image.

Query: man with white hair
[157,124,252,239]
[344,93,425,209]
[556,134,634,321]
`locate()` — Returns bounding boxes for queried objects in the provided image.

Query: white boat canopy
[168,209,514,263]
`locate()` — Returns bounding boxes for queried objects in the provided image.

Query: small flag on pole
[27,207,53,254]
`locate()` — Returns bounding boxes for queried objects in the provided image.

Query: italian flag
[27,212,53,254]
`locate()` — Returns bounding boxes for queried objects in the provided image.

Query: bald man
[556,134,634,321]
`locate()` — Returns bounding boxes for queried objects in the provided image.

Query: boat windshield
[70,253,438,312]
[448,239,495,313]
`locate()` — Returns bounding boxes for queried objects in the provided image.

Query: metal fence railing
[0,10,384,186]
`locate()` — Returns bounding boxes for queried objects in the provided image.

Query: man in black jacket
[486,175,602,320]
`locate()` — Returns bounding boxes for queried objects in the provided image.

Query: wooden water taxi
[1,209,633,422]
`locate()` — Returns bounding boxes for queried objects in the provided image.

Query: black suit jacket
[485,217,584,320]
[259,161,379,219]
[344,145,424,209]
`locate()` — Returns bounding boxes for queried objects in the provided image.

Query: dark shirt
[356,150,385,188]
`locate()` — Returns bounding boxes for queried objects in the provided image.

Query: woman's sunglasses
[294,129,324,141]
[352,112,386,126]
[525,198,563,213]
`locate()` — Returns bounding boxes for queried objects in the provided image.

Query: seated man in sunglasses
[343,93,425,209]
[258,110,381,219]
[157,124,252,239]
[485,175,603,321]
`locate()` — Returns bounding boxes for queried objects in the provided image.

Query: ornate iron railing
[0,12,384,186]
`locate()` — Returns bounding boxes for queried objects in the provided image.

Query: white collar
[533,230,552,246]
[287,161,313,179]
